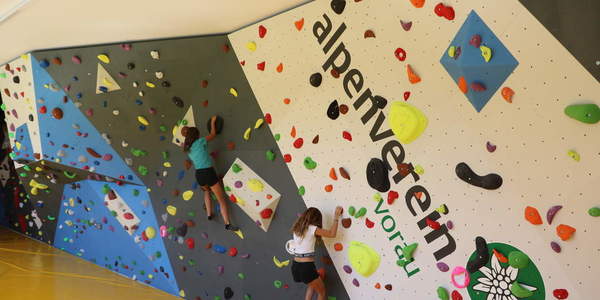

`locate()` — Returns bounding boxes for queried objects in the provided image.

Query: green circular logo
[467,242,545,300]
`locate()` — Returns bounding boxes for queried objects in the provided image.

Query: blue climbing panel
[10,123,35,161]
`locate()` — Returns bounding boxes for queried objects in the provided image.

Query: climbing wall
[228,0,599,299]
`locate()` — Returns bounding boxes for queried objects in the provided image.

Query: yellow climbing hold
[480,45,492,62]
[102,77,114,86]
[229,88,238,97]
[247,179,264,192]
[182,190,194,201]
[163,162,172,168]
[15,141,21,150]
[243,128,251,141]
[137,116,149,126]
[145,81,156,88]
[273,256,290,268]
[254,118,264,129]
[348,241,380,277]
[166,205,177,216]
[234,229,244,239]
[568,150,580,162]
[447,46,456,58]
[179,290,186,297]
[145,226,156,239]
[29,179,48,196]
[69,198,75,207]
[97,54,110,64]
[414,165,425,175]
[246,41,257,52]
[236,196,246,206]
[388,101,428,144]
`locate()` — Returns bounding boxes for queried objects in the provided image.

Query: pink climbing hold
[86,108,94,117]
[102,154,113,161]
[71,55,82,64]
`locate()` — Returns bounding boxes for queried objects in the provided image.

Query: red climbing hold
[426,218,441,230]
[258,25,267,38]
[342,131,352,141]
[229,194,237,203]
[227,141,236,150]
[260,208,273,219]
[470,82,486,92]
[200,80,208,88]
[276,63,284,73]
[451,290,463,300]
[403,91,410,101]
[123,213,134,220]
[39,106,47,114]
[86,148,101,158]
[284,154,292,163]
[435,3,455,20]
[395,48,407,61]
[434,3,445,16]
[283,98,291,104]
[257,61,265,71]
[324,185,333,192]
[492,249,508,263]
[334,243,343,251]
[222,44,230,52]
[293,138,304,149]
[102,154,113,161]
[265,113,272,124]
[240,60,245,66]
[228,247,238,257]
[553,289,568,299]
[186,238,195,249]
[387,190,399,205]
[365,218,374,228]
[295,18,305,31]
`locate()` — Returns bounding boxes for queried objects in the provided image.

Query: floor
[0,226,178,300]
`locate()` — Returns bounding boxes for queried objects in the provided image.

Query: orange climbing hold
[409,0,425,8]
[324,184,333,192]
[407,64,421,84]
[524,206,542,225]
[283,98,291,104]
[334,243,343,251]
[290,126,296,138]
[295,18,304,31]
[501,87,514,103]
[458,76,468,94]
[375,283,381,289]
[276,63,284,73]
[556,224,576,241]
[329,168,338,180]
[493,249,508,263]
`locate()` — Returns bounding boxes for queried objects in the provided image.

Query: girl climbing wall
[182,116,238,231]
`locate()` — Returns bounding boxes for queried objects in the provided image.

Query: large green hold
[508,251,529,269]
[564,104,600,124]
[588,207,600,217]
[436,286,449,300]
[510,282,534,298]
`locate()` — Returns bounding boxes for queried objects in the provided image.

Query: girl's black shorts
[291,261,319,284]
[195,167,219,188]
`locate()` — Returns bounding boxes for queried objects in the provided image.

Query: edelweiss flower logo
[472,254,536,300]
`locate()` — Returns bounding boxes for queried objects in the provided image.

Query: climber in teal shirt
[182,116,238,231]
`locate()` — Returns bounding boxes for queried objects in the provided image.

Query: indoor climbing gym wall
[0,0,598,299]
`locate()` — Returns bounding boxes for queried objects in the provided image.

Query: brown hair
[183,127,200,152]
[291,207,322,238]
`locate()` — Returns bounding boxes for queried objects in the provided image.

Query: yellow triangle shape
[96,63,121,94]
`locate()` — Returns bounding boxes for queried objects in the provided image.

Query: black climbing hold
[331,0,346,15]
[455,162,502,190]
[172,96,184,108]
[224,287,234,299]
[207,115,224,134]
[176,223,188,237]
[466,236,490,273]
[327,100,340,120]
[366,158,390,192]
[127,63,135,70]
[28,114,34,122]
[310,72,322,87]
[161,81,171,87]
[12,76,20,84]
[374,95,387,109]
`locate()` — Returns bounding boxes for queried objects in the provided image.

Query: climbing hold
[486,141,496,152]
[564,103,600,124]
[448,46,456,58]
[508,251,530,269]
[327,100,340,120]
[293,138,304,149]
[97,54,110,64]
[290,126,296,138]
[295,18,304,30]
[182,190,194,201]
[546,205,562,225]
[298,186,305,196]
[406,64,421,84]
[455,162,503,190]
[137,116,149,126]
[409,0,425,8]
[365,218,374,228]
[266,150,275,161]
[224,287,234,299]
[303,157,317,170]
[437,286,449,300]
[341,218,351,228]
[334,243,343,251]
[150,50,160,59]
[258,25,267,38]
[273,280,283,288]
[388,102,428,144]
[339,167,350,180]
[364,30,376,38]
[246,41,257,52]
[228,247,238,257]
[254,118,264,129]
[276,63,284,73]
[501,87,515,103]
[480,46,492,62]
[450,266,470,289]
[470,82,486,92]
[52,107,64,120]
[402,243,418,260]
[589,207,600,217]
[466,236,489,273]
[366,158,390,192]
[556,224,575,241]
[394,48,407,61]
[348,206,356,216]
[469,34,482,48]
[348,241,380,277]
[567,150,580,162]
[437,262,449,272]
[248,179,264,192]
[426,218,441,230]
[329,168,338,180]
[401,20,412,31]
[510,282,533,298]
[283,154,292,163]
[553,289,569,299]
[342,131,352,141]
[310,72,322,87]
[354,207,366,218]
[330,0,346,14]
[260,208,273,219]
[176,224,188,237]
[492,249,508,263]
[243,128,251,141]
[273,256,289,268]
[550,241,561,253]
[172,96,184,107]
[458,76,468,94]
[257,61,265,71]
[229,88,238,97]
[451,290,462,300]
[524,206,542,225]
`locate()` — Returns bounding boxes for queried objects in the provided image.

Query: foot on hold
[455,162,502,190]
[225,224,239,231]
[466,236,489,273]
[207,215,213,221]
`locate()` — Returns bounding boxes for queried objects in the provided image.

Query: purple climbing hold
[352,278,360,287]
[201,232,208,239]
[486,141,496,153]
[546,205,562,225]
[401,20,412,31]
[234,181,243,188]
[240,253,250,259]
[446,220,454,229]
[343,265,352,274]
[550,241,561,253]
[469,34,482,48]
[156,179,164,187]
[121,43,132,51]
[437,262,450,272]
[217,265,225,275]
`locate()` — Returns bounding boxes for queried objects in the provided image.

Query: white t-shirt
[292,225,317,254]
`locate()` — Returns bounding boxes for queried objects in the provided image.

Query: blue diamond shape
[440,10,519,112]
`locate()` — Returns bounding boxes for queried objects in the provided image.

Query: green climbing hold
[396,259,408,267]
[181,119,188,126]
[47,215,56,221]
[131,148,148,157]
[401,243,418,261]
[63,171,76,179]
[224,186,231,192]
[19,172,27,177]
[274,133,281,141]
[133,189,140,196]
[243,294,251,300]
[510,282,533,298]
[23,165,31,171]
[138,165,149,176]
[167,226,175,233]
[214,296,221,300]
[303,157,317,170]
[266,150,275,161]
[274,280,283,288]
[102,184,110,194]
[188,259,196,266]
[327,297,337,300]
[232,164,242,173]
[0,103,5,111]
[159,125,167,132]
[564,103,600,124]
[354,207,367,218]
[298,186,305,196]
[508,251,529,269]
[348,206,356,216]
[187,211,195,217]
[588,207,600,217]
[437,286,449,300]
[162,151,169,159]
[111,211,117,217]
[238,272,245,279]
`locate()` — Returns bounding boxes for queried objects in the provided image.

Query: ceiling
[0,0,308,63]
